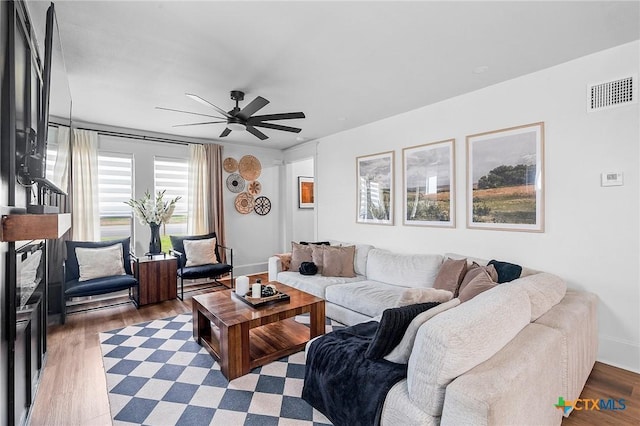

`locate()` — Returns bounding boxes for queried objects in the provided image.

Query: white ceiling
[27,1,640,150]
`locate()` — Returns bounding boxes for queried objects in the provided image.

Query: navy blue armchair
[62,237,138,323]
[169,232,233,300]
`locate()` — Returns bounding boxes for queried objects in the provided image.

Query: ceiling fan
[156,90,305,140]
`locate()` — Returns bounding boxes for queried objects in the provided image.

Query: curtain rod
[76,127,190,146]
[50,122,191,146]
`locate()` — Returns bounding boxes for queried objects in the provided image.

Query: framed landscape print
[466,122,544,232]
[356,151,394,225]
[403,139,455,227]
[298,176,314,208]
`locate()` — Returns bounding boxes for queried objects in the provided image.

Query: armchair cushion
[177,263,233,280]
[75,244,126,281]
[65,238,133,282]
[170,233,221,268]
[184,237,219,267]
[64,275,137,297]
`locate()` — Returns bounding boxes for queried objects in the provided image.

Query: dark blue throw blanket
[302,321,407,426]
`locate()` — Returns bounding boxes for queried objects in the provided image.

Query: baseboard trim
[234,262,268,277]
[597,335,640,373]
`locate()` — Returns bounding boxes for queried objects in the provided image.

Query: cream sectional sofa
[268,243,598,425]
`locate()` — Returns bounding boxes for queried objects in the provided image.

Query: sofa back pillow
[384,298,460,364]
[75,244,126,281]
[506,272,566,321]
[407,284,531,416]
[366,249,443,288]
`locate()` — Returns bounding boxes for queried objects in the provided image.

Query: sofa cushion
[65,237,133,281]
[407,283,531,416]
[506,272,567,321]
[458,269,497,303]
[395,288,452,307]
[457,262,497,296]
[365,302,440,360]
[276,271,366,298]
[326,280,408,317]
[488,259,522,283]
[366,249,443,288]
[290,242,313,271]
[384,298,460,364]
[433,257,467,294]
[322,245,356,277]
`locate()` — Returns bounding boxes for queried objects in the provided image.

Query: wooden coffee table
[192,282,325,380]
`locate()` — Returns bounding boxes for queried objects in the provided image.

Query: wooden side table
[134,254,178,306]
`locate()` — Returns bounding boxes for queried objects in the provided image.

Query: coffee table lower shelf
[197,318,311,373]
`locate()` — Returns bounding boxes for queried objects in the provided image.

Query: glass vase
[148,223,162,254]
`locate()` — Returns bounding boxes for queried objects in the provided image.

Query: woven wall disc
[247,180,262,196]
[254,196,271,216]
[223,157,238,173]
[226,173,246,193]
[235,192,254,214]
[238,155,262,181]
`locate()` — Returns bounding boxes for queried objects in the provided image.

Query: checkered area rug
[99,313,345,425]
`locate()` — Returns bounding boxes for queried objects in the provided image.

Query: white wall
[286,157,315,244]
[315,41,640,372]
[222,145,284,276]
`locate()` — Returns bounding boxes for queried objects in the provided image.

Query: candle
[235,276,249,296]
[252,283,262,298]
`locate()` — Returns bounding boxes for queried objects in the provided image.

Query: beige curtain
[187,143,226,259]
[188,144,208,234]
[205,143,226,255]
[71,129,100,241]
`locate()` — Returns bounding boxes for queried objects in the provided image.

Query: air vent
[588,76,636,111]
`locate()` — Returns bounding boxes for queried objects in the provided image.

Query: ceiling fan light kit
[159,90,306,141]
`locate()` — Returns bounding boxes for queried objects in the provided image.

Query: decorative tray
[232,289,290,307]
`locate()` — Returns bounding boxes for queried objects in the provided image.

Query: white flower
[125,190,181,226]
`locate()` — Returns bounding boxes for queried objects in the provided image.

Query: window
[45,126,57,181]
[154,156,188,249]
[98,153,133,241]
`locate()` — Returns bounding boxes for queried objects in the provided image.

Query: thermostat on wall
[601,172,623,187]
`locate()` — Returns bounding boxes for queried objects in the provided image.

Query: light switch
[601,172,623,187]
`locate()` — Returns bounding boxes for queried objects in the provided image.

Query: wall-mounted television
[20,2,70,193]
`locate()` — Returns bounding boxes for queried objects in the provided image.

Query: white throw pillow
[184,237,218,267]
[395,288,453,307]
[384,298,460,364]
[75,244,126,281]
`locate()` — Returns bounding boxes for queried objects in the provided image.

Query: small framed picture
[356,151,394,225]
[403,139,455,227]
[467,122,544,232]
[298,176,314,209]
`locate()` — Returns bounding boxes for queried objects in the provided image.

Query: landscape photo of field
[403,139,454,227]
[467,123,544,231]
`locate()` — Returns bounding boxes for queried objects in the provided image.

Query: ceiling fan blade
[186,93,232,118]
[248,112,305,122]
[246,125,269,140]
[155,106,224,119]
[172,121,227,128]
[252,122,302,133]
[219,128,232,138]
[237,96,269,120]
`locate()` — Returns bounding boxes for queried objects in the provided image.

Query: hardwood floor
[29,274,639,425]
